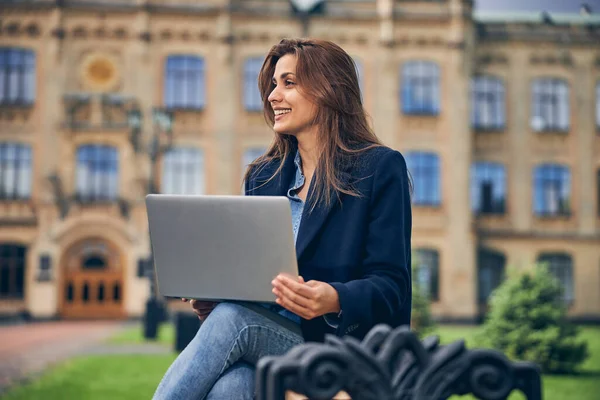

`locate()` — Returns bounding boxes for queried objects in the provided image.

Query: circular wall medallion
[80,53,120,92]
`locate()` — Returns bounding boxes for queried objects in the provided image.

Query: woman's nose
[268,86,281,103]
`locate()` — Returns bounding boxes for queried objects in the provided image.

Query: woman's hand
[271,274,340,320]
[181,298,218,321]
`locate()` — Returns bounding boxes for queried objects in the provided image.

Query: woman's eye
[285,80,295,86]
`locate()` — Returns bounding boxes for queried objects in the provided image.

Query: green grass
[106,323,175,346]
[1,355,177,400]
[3,325,599,400]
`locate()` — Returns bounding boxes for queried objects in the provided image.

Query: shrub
[477,265,588,373]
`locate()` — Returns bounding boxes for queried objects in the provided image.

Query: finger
[297,276,305,283]
[182,298,188,302]
[272,281,313,309]
[275,295,314,320]
[275,275,315,298]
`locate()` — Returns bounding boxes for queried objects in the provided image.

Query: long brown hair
[244,38,382,209]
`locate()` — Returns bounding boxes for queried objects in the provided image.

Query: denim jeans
[153,301,304,400]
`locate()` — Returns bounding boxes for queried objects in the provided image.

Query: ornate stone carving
[79,52,121,92]
[256,324,541,400]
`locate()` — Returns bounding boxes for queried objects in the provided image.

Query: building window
[477,248,506,304]
[471,162,506,215]
[0,244,26,299]
[531,78,569,132]
[413,248,439,301]
[471,75,505,130]
[76,145,119,202]
[533,164,571,216]
[162,147,204,195]
[0,142,32,200]
[244,58,263,112]
[401,61,440,115]
[537,253,574,303]
[0,48,36,106]
[405,151,440,206]
[164,55,205,110]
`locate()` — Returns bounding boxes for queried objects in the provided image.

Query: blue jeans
[153,302,304,400]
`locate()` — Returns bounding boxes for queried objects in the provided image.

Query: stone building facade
[0,0,598,322]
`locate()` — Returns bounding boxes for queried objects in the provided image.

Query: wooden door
[60,238,125,319]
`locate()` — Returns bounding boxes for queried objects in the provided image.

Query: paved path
[0,320,135,393]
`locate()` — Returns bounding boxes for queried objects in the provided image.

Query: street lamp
[127,106,174,339]
[290,0,325,36]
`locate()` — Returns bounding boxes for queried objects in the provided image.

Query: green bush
[410,260,435,338]
[477,265,589,374]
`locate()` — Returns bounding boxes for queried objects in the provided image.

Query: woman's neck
[295,127,319,174]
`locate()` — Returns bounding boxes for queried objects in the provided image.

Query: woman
[153,38,412,400]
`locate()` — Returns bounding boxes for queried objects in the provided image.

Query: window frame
[405,151,441,207]
[401,61,440,116]
[0,142,32,201]
[243,57,263,112]
[477,248,506,304]
[533,163,571,217]
[413,248,440,302]
[164,55,206,110]
[161,147,205,195]
[471,75,506,131]
[470,161,506,215]
[537,252,574,304]
[75,145,119,203]
[531,78,570,132]
[0,47,36,106]
[0,244,26,300]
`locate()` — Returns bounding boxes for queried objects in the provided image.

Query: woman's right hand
[181,298,218,321]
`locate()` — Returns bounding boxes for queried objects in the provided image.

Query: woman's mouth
[274,109,291,121]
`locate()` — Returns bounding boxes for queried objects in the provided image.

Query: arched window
[538,253,574,303]
[83,255,107,270]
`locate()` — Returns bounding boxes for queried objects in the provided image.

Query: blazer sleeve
[329,149,412,336]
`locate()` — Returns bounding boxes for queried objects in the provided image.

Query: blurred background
[0,0,599,398]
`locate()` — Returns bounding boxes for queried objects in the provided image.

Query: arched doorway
[60,238,125,319]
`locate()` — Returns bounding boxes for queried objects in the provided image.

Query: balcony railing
[63,93,137,131]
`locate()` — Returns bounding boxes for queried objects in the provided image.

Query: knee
[207,362,255,400]
[200,302,254,337]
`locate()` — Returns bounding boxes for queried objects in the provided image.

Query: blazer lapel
[295,152,357,260]
[295,188,336,260]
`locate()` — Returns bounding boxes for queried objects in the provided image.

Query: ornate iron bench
[256,324,542,400]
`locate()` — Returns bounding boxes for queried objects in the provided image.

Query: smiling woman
[152,38,413,400]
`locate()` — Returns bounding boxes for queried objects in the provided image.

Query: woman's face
[268,54,317,136]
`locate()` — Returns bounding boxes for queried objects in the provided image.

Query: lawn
[2,325,599,400]
[106,323,175,346]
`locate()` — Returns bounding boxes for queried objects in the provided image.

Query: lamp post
[127,106,174,339]
[289,0,325,36]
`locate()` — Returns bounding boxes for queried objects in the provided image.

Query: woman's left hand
[271,274,340,320]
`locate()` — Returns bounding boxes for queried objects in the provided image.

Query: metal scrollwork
[256,324,542,400]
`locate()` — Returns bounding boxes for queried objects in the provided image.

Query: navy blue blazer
[245,144,412,342]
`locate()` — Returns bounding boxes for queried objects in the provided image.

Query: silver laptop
[145,194,298,303]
